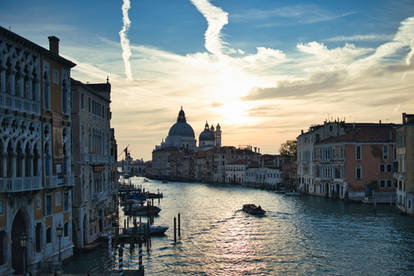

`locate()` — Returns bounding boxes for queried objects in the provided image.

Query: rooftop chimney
[48,36,60,54]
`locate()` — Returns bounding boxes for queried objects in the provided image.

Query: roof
[71,78,111,102]
[318,126,396,144]
[0,26,76,68]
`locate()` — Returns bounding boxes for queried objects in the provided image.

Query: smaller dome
[199,129,214,141]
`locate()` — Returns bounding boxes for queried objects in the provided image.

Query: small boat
[242,204,266,216]
[285,191,301,196]
[124,205,161,216]
[124,223,169,236]
[143,179,149,183]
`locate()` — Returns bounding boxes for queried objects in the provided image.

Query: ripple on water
[64,178,414,275]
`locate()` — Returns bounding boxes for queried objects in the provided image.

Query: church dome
[168,108,195,138]
[199,121,215,141]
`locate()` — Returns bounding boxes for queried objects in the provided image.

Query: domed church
[199,121,221,150]
[164,107,197,150]
[157,107,222,151]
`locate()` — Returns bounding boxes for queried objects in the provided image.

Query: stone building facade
[0,27,75,274]
[396,113,414,215]
[71,79,117,248]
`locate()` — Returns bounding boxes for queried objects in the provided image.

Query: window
[387,164,392,172]
[46,228,52,243]
[64,223,69,237]
[380,164,385,172]
[383,145,388,160]
[55,191,61,206]
[88,97,91,112]
[64,192,69,211]
[81,94,84,109]
[356,145,361,160]
[387,180,392,188]
[0,199,4,216]
[36,195,41,209]
[46,195,52,215]
[35,223,42,252]
[43,72,50,110]
[62,80,68,113]
[52,69,59,84]
[380,180,386,188]
[0,231,5,265]
[356,167,362,180]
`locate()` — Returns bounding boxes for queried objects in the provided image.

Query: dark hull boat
[124,223,169,236]
[123,205,161,216]
[243,204,265,216]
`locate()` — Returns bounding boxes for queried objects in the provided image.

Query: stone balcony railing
[0,176,42,193]
[63,175,75,187]
[0,93,40,116]
[44,175,58,189]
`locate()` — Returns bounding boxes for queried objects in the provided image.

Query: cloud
[232,5,356,25]
[119,0,133,80]
[189,0,228,56]
[324,34,394,42]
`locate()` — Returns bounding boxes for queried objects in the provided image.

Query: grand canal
[64,177,414,275]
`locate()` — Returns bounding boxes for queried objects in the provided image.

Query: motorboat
[124,204,161,216]
[124,223,169,236]
[242,204,266,216]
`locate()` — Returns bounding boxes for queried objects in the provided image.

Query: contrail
[190,0,228,57]
[119,0,133,80]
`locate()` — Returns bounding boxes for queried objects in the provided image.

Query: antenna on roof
[107,76,109,83]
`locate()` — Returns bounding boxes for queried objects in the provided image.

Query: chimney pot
[48,36,60,54]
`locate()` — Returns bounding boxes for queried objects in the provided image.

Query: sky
[1,0,414,160]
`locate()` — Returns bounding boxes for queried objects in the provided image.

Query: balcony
[63,175,75,187]
[0,177,41,193]
[44,175,58,189]
[0,93,40,116]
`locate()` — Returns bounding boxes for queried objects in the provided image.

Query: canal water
[64,177,414,275]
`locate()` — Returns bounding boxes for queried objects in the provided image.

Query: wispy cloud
[119,0,133,80]
[189,0,228,56]
[324,34,393,42]
[232,5,356,25]
[65,1,414,160]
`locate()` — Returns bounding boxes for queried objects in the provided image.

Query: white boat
[124,223,169,236]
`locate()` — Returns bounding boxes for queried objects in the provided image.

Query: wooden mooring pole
[174,217,177,244]
[178,213,181,238]
[373,191,377,216]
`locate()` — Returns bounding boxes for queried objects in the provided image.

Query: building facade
[314,126,396,201]
[0,27,75,274]
[71,79,117,248]
[396,113,414,215]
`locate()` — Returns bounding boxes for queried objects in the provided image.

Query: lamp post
[20,232,28,275]
[56,225,63,262]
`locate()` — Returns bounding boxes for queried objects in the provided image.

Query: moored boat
[242,204,266,216]
[124,223,169,236]
[123,204,161,216]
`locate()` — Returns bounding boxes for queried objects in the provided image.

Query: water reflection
[64,177,414,275]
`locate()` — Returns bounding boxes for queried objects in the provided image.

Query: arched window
[62,80,67,113]
[16,142,23,177]
[14,64,21,97]
[0,140,3,178]
[43,72,49,109]
[25,143,31,177]
[24,75,30,99]
[32,72,37,101]
[7,141,13,177]
[5,60,12,94]
[33,145,39,177]
[44,142,50,176]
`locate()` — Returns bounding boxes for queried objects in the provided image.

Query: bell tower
[215,123,221,147]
